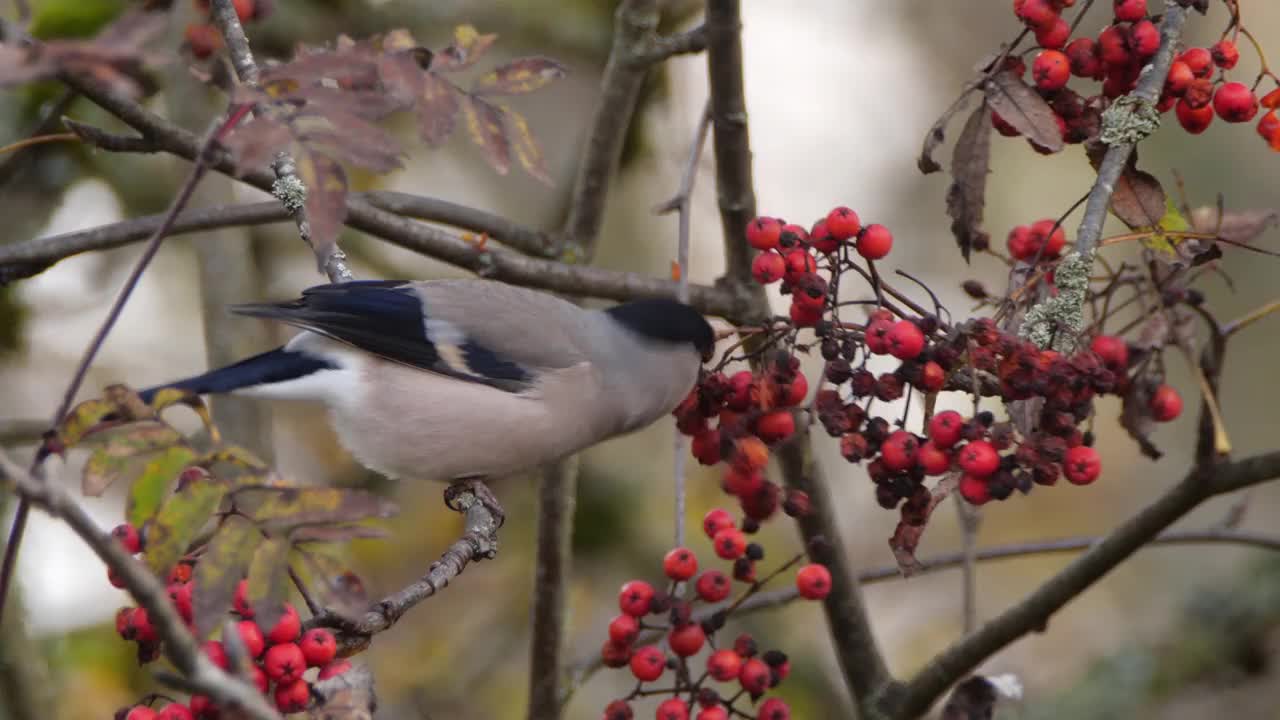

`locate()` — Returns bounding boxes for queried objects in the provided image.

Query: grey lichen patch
[271,174,307,213]
[1019,250,1094,353]
[1100,95,1161,146]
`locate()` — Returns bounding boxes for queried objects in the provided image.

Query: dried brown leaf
[473,57,566,96]
[461,95,511,175]
[221,116,295,175]
[416,72,461,146]
[1190,206,1280,245]
[946,102,992,263]
[293,111,404,174]
[433,25,498,71]
[983,71,1063,153]
[1110,167,1165,229]
[889,473,959,575]
[1120,381,1162,460]
[294,151,349,262]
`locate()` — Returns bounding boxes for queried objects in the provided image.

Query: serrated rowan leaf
[237,487,397,530]
[192,515,259,638]
[946,102,992,263]
[246,537,292,632]
[294,110,405,174]
[297,549,369,621]
[416,71,462,145]
[196,445,270,472]
[473,57,566,96]
[461,95,511,175]
[144,476,227,578]
[984,70,1063,153]
[505,108,553,185]
[81,421,185,497]
[222,115,295,175]
[295,150,349,265]
[56,399,120,447]
[128,446,198,527]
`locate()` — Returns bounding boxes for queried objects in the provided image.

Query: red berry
[111,523,143,553]
[782,249,816,283]
[795,563,832,600]
[1090,334,1129,371]
[1066,37,1102,78]
[187,696,214,719]
[696,707,729,720]
[126,707,159,720]
[1114,0,1145,22]
[618,579,655,617]
[918,361,946,392]
[779,223,808,247]
[958,474,992,505]
[864,316,893,355]
[1129,19,1158,59]
[1211,39,1240,69]
[1150,384,1182,421]
[233,578,253,618]
[758,698,791,720]
[234,619,265,658]
[663,547,699,581]
[168,581,194,624]
[1214,82,1259,123]
[1063,445,1102,485]
[958,441,1000,477]
[702,508,735,539]
[231,0,255,22]
[251,664,269,693]
[880,430,920,472]
[782,371,808,406]
[1034,16,1070,50]
[856,224,893,260]
[1098,25,1131,68]
[809,219,839,254]
[789,300,822,328]
[751,251,786,284]
[300,628,337,666]
[1165,60,1194,95]
[167,563,192,585]
[746,217,783,251]
[1029,219,1067,258]
[264,642,306,684]
[691,428,722,466]
[318,658,353,680]
[668,623,706,657]
[184,23,222,59]
[738,657,771,695]
[657,698,690,720]
[1015,0,1059,29]
[755,409,795,444]
[695,570,732,603]
[917,441,952,476]
[927,410,965,449]
[1176,98,1215,134]
[791,272,828,311]
[826,206,862,240]
[1179,47,1213,78]
[1007,225,1035,260]
[156,705,194,720]
[713,527,748,560]
[274,678,310,714]
[202,639,228,670]
[1263,89,1280,110]
[603,699,634,720]
[265,603,301,645]
[885,320,926,360]
[1259,110,1280,143]
[706,648,742,681]
[992,110,1021,137]
[629,645,666,682]
[608,613,640,645]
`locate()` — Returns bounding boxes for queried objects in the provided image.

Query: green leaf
[56,398,119,447]
[143,475,226,578]
[236,487,397,530]
[246,537,292,632]
[192,515,259,638]
[81,420,185,497]
[195,445,270,472]
[127,445,196,527]
[1144,196,1192,256]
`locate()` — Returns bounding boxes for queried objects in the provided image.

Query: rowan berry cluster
[184,0,272,60]
[109,522,347,719]
[1008,0,1280,150]
[599,513,833,720]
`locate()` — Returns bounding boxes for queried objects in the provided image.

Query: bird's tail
[138,347,337,403]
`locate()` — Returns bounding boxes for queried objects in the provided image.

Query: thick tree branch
[364,191,558,257]
[1074,2,1187,256]
[884,448,1280,719]
[638,24,708,64]
[0,451,280,719]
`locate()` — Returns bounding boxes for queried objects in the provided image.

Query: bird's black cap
[606,298,715,356]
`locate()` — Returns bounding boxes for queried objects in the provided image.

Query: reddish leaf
[259,50,380,90]
[888,473,959,576]
[292,111,404,174]
[1110,168,1165,229]
[473,57,567,96]
[416,71,462,146]
[294,151,349,263]
[983,70,1063,153]
[505,108,553,185]
[192,516,258,638]
[946,102,992,262]
[0,8,165,95]
[461,95,511,175]
[221,115,294,175]
[376,51,427,110]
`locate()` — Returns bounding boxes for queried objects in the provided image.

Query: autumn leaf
[1190,206,1280,247]
[246,537,292,632]
[1120,381,1162,460]
[56,398,122,447]
[221,115,295,174]
[433,25,498,71]
[461,95,511,175]
[505,107,553,185]
[144,474,227,577]
[473,57,567,96]
[888,473,959,575]
[297,549,370,621]
[81,421,185,497]
[292,111,405,174]
[127,446,197,527]
[984,70,1063,153]
[235,487,397,530]
[294,150,349,265]
[1110,166,1166,230]
[415,71,462,146]
[192,515,259,638]
[946,102,992,263]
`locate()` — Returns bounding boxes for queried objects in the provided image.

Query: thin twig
[954,500,981,635]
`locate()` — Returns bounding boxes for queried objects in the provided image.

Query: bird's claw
[444,478,506,529]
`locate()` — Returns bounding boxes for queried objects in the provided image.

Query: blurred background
[3,1,1280,718]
